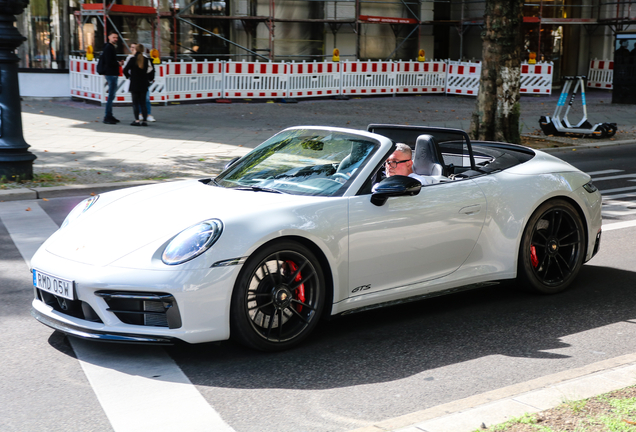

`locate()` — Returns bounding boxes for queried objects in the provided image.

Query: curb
[349,353,636,432]
[0,179,163,202]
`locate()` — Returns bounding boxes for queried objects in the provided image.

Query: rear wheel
[518,200,585,294]
[230,241,325,351]
[604,123,617,138]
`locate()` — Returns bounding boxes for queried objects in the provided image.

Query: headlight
[61,195,99,228]
[162,219,223,265]
[582,180,598,193]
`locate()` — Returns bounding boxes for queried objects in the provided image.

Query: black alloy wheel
[518,199,586,294]
[230,241,325,351]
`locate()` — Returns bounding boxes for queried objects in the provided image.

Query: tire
[518,199,586,294]
[604,123,617,138]
[592,124,607,139]
[230,241,326,351]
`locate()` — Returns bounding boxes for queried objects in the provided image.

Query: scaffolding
[73,0,636,62]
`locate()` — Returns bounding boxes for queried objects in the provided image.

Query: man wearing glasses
[385,143,434,185]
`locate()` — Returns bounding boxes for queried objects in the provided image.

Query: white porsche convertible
[31,125,602,351]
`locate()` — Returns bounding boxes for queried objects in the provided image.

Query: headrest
[413,134,438,175]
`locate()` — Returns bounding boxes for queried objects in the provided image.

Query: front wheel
[518,200,586,294]
[230,241,325,351]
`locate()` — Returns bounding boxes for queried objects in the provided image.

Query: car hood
[44,180,309,267]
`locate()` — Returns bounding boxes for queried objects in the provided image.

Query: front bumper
[31,305,176,344]
[30,247,241,344]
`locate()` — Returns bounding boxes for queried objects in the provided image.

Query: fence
[69,57,554,104]
[587,59,613,90]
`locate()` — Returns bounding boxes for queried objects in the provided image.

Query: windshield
[215,129,379,196]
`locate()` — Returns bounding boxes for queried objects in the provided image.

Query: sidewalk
[3,92,636,432]
[1,90,634,201]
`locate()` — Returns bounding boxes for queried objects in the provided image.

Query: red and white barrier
[164,60,222,101]
[395,61,446,94]
[149,64,167,103]
[587,59,613,89]
[69,57,112,102]
[341,60,396,95]
[70,57,167,104]
[223,61,289,99]
[69,56,556,104]
[446,61,480,96]
[288,61,341,98]
[520,62,552,94]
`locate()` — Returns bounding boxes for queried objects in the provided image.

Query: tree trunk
[469,0,524,144]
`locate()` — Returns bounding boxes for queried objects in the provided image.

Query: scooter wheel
[592,124,607,139]
[603,123,617,138]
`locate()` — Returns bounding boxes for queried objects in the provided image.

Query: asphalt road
[1,144,636,432]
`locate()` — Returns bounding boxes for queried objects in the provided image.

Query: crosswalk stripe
[0,200,235,432]
[0,200,59,268]
[587,169,623,176]
[603,219,636,231]
[592,174,636,181]
[598,186,636,194]
[602,192,636,201]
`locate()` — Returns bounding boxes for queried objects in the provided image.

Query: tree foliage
[469,0,524,144]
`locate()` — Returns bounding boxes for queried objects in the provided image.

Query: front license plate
[33,269,75,300]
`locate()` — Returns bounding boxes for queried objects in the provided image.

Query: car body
[31,125,602,350]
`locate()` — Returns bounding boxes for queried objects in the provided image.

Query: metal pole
[0,0,37,180]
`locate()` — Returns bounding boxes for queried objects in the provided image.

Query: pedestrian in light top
[123,43,155,126]
[99,31,123,125]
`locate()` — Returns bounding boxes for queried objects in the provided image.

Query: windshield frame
[214,127,387,197]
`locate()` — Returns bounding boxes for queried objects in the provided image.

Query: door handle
[459,204,481,215]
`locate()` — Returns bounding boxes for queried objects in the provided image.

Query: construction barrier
[587,59,613,89]
[223,61,289,99]
[69,56,554,104]
[520,62,553,95]
[446,61,481,96]
[69,57,167,104]
[395,61,446,94]
[288,61,341,98]
[341,60,396,95]
[164,60,221,101]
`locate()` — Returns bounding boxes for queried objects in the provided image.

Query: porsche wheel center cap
[274,287,293,308]
[548,239,559,254]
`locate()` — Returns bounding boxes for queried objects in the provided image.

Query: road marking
[598,186,636,194]
[603,219,636,231]
[72,339,233,432]
[592,174,636,181]
[602,192,636,201]
[0,200,59,268]
[587,169,623,176]
[0,200,235,432]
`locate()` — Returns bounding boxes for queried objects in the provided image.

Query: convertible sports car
[31,124,602,351]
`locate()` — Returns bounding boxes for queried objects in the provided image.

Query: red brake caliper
[286,261,305,312]
[530,245,539,268]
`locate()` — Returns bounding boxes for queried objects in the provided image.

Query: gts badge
[352,284,371,294]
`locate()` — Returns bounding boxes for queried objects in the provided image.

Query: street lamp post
[0,0,36,181]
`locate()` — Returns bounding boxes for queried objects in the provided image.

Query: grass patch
[0,172,77,187]
[479,385,636,432]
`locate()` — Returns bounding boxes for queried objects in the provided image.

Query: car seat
[412,134,444,176]
[337,141,372,176]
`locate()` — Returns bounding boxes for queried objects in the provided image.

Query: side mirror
[224,156,241,170]
[371,175,421,206]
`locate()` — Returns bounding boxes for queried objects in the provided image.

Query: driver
[385,143,434,185]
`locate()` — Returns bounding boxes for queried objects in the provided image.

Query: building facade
[16,0,636,84]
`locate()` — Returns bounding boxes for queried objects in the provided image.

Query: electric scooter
[539,76,616,139]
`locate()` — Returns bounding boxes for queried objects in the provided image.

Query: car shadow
[164,264,636,390]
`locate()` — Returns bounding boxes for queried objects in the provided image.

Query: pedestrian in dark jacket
[99,31,122,124]
[123,44,155,126]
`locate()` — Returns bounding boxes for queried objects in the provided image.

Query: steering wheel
[331,172,351,181]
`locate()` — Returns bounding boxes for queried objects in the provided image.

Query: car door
[347,180,487,297]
